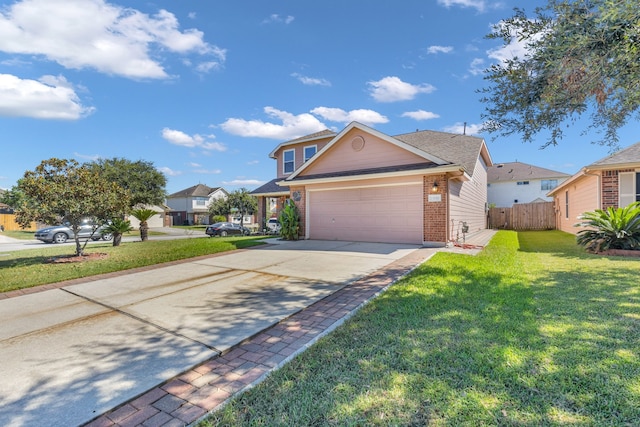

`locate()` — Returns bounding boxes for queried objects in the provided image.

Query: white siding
[488,178,567,207]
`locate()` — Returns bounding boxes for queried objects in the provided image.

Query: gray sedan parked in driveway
[34,220,113,244]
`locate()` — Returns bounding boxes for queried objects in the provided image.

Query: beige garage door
[308,185,423,244]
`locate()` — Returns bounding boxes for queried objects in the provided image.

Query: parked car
[267,218,281,233]
[34,219,113,244]
[205,222,251,237]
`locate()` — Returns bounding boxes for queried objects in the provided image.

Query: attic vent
[351,135,365,152]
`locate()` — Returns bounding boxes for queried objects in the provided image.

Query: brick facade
[423,175,448,245]
[601,168,634,209]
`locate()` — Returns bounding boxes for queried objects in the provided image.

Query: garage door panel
[309,185,423,244]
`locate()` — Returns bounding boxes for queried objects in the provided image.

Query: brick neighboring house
[166,184,228,225]
[548,140,640,234]
[252,122,493,246]
[487,161,570,207]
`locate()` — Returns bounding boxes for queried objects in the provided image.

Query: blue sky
[1,0,637,195]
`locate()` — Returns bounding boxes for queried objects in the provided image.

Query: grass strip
[201,230,640,426]
[0,236,266,293]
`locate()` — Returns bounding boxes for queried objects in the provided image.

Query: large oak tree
[480,0,640,149]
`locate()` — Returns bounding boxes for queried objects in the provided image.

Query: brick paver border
[83,247,436,427]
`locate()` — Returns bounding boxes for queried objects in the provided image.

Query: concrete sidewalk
[0,240,433,427]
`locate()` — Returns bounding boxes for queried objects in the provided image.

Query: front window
[283,149,295,174]
[541,179,558,191]
[304,145,317,162]
[619,171,640,206]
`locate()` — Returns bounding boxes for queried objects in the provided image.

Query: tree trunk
[112,232,122,246]
[140,221,148,241]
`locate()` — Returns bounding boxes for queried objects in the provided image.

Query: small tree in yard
[102,217,133,247]
[575,202,640,252]
[16,158,130,256]
[131,208,158,242]
[278,199,300,240]
[208,188,257,228]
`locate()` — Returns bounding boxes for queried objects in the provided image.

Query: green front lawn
[0,236,267,293]
[202,231,640,426]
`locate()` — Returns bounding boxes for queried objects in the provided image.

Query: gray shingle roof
[250,178,289,195]
[487,161,570,182]
[588,140,640,167]
[167,184,223,198]
[393,130,488,177]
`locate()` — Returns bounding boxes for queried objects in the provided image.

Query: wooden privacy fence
[488,202,556,230]
[0,214,36,231]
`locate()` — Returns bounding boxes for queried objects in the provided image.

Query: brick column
[601,170,618,209]
[423,175,447,246]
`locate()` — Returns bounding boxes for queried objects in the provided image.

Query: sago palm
[102,217,133,247]
[131,208,158,242]
[575,202,640,252]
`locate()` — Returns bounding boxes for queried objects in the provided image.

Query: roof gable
[287,122,449,180]
[268,129,337,159]
[167,184,225,198]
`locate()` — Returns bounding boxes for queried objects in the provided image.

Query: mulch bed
[596,249,640,258]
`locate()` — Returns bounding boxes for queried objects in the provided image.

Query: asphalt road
[0,228,208,253]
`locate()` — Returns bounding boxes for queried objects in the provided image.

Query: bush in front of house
[278,199,300,240]
[575,202,640,252]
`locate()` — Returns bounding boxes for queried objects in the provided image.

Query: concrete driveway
[0,240,421,427]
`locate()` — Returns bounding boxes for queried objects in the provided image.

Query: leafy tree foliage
[87,158,166,208]
[278,199,300,241]
[16,158,131,256]
[208,188,257,227]
[480,0,640,148]
[130,208,158,241]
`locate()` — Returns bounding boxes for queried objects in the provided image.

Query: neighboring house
[252,122,492,246]
[487,161,570,207]
[166,184,228,225]
[126,204,170,228]
[548,140,640,234]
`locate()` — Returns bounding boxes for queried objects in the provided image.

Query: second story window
[541,179,558,191]
[304,145,317,162]
[283,149,295,174]
[195,197,207,206]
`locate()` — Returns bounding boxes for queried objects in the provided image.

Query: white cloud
[161,128,227,151]
[291,73,331,87]
[442,122,484,135]
[158,166,181,176]
[486,21,539,64]
[427,45,453,54]
[437,0,487,12]
[73,152,101,161]
[401,110,440,121]
[188,162,202,168]
[220,106,327,140]
[247,160,260,165]
[0,74,94,119]
[263,14,295,24]
[368,76,435,103]
[468,58,485,76]
[311,107,388,126]
[0,0,225,79]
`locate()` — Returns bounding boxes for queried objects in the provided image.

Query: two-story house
[487,161,570,207]
[166,184,228,225]
[252,122,493,246]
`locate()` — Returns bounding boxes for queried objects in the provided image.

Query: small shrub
[279,199,300,240]
[575,202,640,252]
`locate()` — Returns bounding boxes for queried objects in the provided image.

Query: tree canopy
[480,0,640,149]
[87,158,166,208]
[16,158,131,255]
[208,188,257,227]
